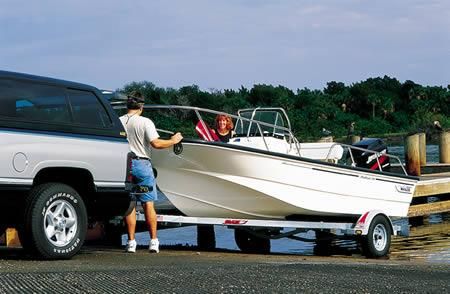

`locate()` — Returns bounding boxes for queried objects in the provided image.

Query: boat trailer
[126,210,408,258]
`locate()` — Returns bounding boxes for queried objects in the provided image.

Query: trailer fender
[354,210,396,236]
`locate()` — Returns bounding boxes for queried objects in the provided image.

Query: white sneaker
[149,239,159,253]
[126,239,137,253]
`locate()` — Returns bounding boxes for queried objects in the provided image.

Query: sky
[1,0,449,92]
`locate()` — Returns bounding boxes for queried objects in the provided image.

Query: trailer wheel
[313,231,333,256]
[234,229,270,254]
[361,215,392,258]
[22,183,87,259]
[197,225,216,250]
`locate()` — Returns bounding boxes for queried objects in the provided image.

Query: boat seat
[327,145,344,162]
[299,143,344,162]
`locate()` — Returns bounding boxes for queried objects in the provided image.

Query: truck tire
[234,228,270,254]
[361,215,392,258]
[22,183,87,259]
[19,183,55,253]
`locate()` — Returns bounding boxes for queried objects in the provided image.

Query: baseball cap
[127,91,145,104]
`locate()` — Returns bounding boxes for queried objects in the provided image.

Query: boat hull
[152,141,416,219]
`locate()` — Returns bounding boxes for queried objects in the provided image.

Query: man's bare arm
[150,132,183,149]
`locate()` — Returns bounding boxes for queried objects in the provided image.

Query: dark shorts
[131,159,158,203]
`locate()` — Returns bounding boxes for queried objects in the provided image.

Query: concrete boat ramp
[0,246,448,293]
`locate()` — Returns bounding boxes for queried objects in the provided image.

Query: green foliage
[389,111,409,130]
[356,118,393,137]
[118,75,449,141]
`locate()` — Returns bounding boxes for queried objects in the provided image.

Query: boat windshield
[235,109,290,138]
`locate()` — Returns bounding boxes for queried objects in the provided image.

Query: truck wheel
[234,228,270,254]
[361,215,392,258]
[23,183,87,259]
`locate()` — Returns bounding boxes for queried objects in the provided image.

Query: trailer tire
[234,229,270,254]
[22,183,87,259]
[197,225,216,250]
[313,231,333,256]
[361,215,392,258]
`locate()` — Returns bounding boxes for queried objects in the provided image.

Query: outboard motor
[351,138,390,171]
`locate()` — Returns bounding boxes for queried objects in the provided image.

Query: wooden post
[418,132,426,166]
[405,134,421,176]
[439,131,450,163]
[351,135,361,144]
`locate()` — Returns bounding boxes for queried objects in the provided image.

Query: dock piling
[439,131,450,163]
[405,134,421,176]
[350,135,361,144]
[418,132,426,166]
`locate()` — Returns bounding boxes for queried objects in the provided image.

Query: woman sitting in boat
[213,114,235,143]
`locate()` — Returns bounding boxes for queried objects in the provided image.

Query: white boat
[123,105,418,220]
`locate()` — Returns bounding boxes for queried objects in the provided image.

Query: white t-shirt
[120,114,159,159]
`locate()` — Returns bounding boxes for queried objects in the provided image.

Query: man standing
[120,91,183,253]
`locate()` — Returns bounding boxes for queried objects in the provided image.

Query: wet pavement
[0,213,448,293]
[391,221,450,263]
[0,246,449,293]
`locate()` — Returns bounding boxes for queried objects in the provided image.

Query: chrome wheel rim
[372,223,387,251]
[43,199,78,247]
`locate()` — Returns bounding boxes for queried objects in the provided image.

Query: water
[390,213,450,263]
[388,144,439,164]
[131,145,449,263]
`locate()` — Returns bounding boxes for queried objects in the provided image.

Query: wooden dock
[408,170,450,217]
[402,130,450,217]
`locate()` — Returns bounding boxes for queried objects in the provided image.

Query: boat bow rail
[113,104,301,153]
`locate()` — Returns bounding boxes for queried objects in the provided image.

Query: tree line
[119,75,449,141]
